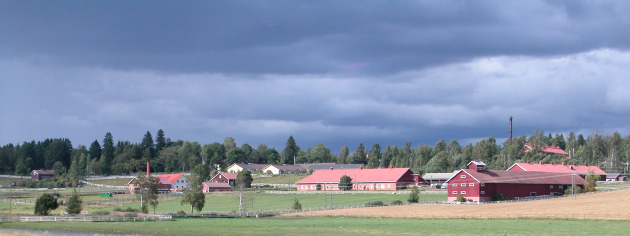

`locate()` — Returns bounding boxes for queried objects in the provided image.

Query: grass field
[0,191,446,215]
[253,175,307,185]
[86,178,133,186]
[1,217,628,235]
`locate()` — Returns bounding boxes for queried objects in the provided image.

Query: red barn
[446,161,585,202]
[296,166,424,191]
[211,172,238,186]
[507,161,607,181]
[523,143,570,158]
[30,169,54,181]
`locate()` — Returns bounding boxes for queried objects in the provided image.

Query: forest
[1,129,629,183]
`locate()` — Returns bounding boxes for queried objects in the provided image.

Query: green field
[0,191,446,215]
[1,217,628,235]
[253,175,307,185]
[86,178,134,186]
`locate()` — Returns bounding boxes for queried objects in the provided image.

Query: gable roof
[446,169,585,185]
[422,172,458,180]
[229,163,268,170]
[296,163,364,170]
[508,162,607,175]
[523,143,569,156]
[157,174,184,183]
[213,172,238,180]
[203,182,231,188]
[31,169,55,175]
[265,164,304,171]
[296,168,414,184]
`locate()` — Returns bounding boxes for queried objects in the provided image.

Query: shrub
[34,193,59,216]
[391,200,403,205]
[123,212,138,217]
[407,186,419,203]
[456,195,466,202]
[292,198,302,210]
[177,210,186,215]
[491,193,508,201]
[365,201,385,207]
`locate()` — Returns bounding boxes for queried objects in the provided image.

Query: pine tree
[66,189,83,214]
[281,136,300,164]
[100,132,114,175]
[155,129,166,153]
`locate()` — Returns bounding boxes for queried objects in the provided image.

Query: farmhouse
[30,169,54,181]
[507,161,607,181]
[296,166,424,191]
[605,173,627,182]
[523,143,569,158]
[446,161,585,202]
[202,182,232,192]
[262,164,304,175]
[296,163,364,171]
[211,172,238,186]
[226,163,268,173]
[128,176,173,194]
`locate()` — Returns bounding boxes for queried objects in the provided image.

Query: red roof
[508,162,607,175]
[523,143,569,156]
[296,168,414,184]
[448,169,585,185]
[157,174,184,183]
[214,172,238,180]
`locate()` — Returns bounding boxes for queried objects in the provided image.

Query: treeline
[1,130,629,178]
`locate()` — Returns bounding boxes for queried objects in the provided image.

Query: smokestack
[509,116,513,143]
[146,162,150,177]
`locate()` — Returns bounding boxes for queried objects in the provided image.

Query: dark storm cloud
[3,1,630,75]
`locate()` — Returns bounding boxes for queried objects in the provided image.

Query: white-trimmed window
[480,191,485,194]
[460,175,466,178]
[381,184,385,189]
[469,183,475,187]
[460,183,466,187]
[480,183,485,187]
[461,191,466,195]
[452,183,457,187]
[452,191,457,195]
[550,185,554,189]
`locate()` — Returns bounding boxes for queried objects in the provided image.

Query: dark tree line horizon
[1,129,630,178]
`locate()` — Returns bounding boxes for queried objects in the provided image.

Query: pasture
[1,217,628,235]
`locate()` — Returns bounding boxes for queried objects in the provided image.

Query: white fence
[0,215,171,223]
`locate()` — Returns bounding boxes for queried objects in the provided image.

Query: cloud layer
[1,1,630,151]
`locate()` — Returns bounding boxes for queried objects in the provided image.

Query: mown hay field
[291,189,630,219]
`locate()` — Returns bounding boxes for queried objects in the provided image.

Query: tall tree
[337,146,349,164]
[141,131,155,159]
[88,140,102,160]
[281,136,300,164]
[155,129,166,154]
[350,143,367,164]
[34,193,59,216]
[223,137,237,153]
[66,189,83,214]
[236,169,253,188]
[100,132,115,175]
[339,175,352,191]
[308,144,334,163]
[366,144,381,168]
[181,164,209,214]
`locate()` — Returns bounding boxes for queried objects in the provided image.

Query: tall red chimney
[146,162,150,177]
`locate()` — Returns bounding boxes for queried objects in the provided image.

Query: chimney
[561,162,565,165]
[389,165,393,169]
[146,162,150,177]
[585,163,588,166]
[330,167,334,170]
[526,160,530,164]
[359,166,363,170]
[539,161,542,164]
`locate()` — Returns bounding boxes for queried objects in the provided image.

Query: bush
[407,186,419,203]
[491,193,508,201]
[456,195,466,202]
[177,210,186,215]
[123,212,138,217]
[34,193,59,216]
[365,201,385,207]
[292,198,302,210]
[390,200,403,205]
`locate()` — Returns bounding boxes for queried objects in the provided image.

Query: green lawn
[1,217,628,235]
[253,175,307,185]
[1,192,446,215]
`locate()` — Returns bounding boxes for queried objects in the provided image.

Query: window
[550,185,554,189]
[460,183,466,187]
[480,183,485,187]
[461,191,466,195]
[452,191,458,195]
[530,192,537,196]
[480,191,485,194]
[381,184,385,189]
[460,175,466,178]
[469,183,475,187]
[452,183,457,187]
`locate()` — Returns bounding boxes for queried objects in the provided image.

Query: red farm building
[202,182,232,192]
[211,172,238,187]
[295,166,426,191]
[446,161,585,202]
[523,143,570,158]
[507,161,607,181]
[30,169,54,181]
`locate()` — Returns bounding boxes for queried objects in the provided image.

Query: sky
[2,1,630,153]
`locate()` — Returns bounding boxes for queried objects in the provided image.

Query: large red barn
[446,161,585,202]
[507,161,607,181]
[296,166,425,191]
